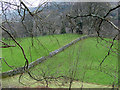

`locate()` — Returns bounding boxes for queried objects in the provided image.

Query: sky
[1,0,120,7]
[1,0,49,7]
[0,0,119,12]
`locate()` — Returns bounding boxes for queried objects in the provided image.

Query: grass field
[2,34,118,86]
[29,37,118,85]
[2,34,81,72]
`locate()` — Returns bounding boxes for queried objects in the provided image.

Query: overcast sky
[1,0,49,7]
[1,0,119,7]
[0,0,119,15]
[0,0,119,12]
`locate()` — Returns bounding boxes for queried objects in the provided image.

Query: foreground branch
[0,25,29,70]
[0,40,16,48]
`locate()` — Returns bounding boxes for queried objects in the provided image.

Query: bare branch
[104,4,120,18]
[0,25,29,70]
[19,0,33,16]
[1,58,16,69]
[100,34,118,66]
[67,13,120,32]
[33,1,48,14]
[0,40,16,48]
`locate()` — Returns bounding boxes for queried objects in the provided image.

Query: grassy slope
[2,34,81,72]
[30,37,118,85]
[2,34,118,85]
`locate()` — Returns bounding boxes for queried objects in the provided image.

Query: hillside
[2,34,118,87]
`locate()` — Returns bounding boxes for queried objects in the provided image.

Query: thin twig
[0,40,16,48]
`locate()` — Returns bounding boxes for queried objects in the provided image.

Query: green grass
[2,34,81,72]
[29,37,118,85]
[2,34,118,86]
